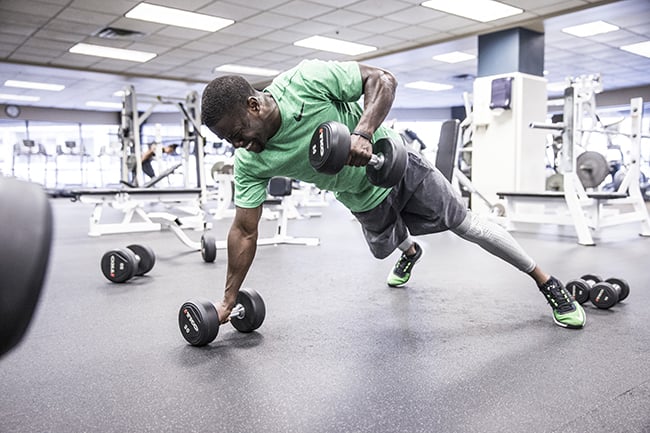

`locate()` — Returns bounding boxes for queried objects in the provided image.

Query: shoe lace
[544,281,574,313]
[394,252,416,274]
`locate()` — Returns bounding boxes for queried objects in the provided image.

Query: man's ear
[247,96,260,112]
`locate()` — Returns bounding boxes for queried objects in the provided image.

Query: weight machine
[498,82,650,245]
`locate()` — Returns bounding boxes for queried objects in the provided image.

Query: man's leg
[450,211,585,329]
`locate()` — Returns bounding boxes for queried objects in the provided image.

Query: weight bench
[497,189,650,245]
[68,187,207,237]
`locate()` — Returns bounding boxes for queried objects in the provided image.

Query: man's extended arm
[216,205,263,323]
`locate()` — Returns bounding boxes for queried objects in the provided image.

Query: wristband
[351,130,373,143]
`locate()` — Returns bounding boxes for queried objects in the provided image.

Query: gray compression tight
[450,211,536,273]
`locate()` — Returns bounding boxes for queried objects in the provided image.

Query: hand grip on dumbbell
[309,121,408,188]
[178,288,266,347]
[100,244,156,283]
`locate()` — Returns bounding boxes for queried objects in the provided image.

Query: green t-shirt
[233,59,400,213]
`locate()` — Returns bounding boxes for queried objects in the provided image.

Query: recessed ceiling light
[420,0,523,23]
[294,36,377,56]
[4,80,65,91]
[125,2,233,32]
[562,20,619,37]
[0,93,40,102]
[405,81,453,92]
[213,64,280,77]
[69,43,157,62]
[620,40,650,59]
[432,51,476,63]
[86,101,123,109]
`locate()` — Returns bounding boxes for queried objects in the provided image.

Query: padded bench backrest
[434,119,461,183]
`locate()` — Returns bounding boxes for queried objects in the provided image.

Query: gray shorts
[352,150,468,259]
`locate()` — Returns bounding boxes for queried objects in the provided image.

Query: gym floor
[1,197,649,433]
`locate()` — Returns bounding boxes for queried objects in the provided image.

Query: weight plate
[545,173,564,191]
[589,282,618,309]
[576,151,609,188]
[366,137,407,188]
[100,248,137,283]
[566,279,590,304]
[201,234,217,263]
[231,288,266,333]
[580,274,602,287]
[127,244,156,276]
[178,298,220,346]
[605,277,630,302]
[309,121,350,175]
[0,177,53,357]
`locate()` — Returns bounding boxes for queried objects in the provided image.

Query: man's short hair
[201,76,255,131]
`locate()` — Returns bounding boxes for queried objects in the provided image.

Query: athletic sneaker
[387,242,423,287]
[538,276,586,329]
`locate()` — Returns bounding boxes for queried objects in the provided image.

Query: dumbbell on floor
[590,277,630,309]
[566,274,630,309]
[100,244,156,283]
[178,288,266,347]
[309,121,408,188]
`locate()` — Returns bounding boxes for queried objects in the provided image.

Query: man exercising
[200,59,586,330]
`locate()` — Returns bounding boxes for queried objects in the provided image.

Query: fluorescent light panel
[405,81,453,92]
[0,94,40,102]
[86,101,123,109]
[214,64,280,76]
[294,36,377,56]
[620,40,650,59]
[420,0,522,23]
[4,80,64,91]
[125,2,233,32]
[432,51,475,63]
[562,20,619,37]
[69,43,156,62]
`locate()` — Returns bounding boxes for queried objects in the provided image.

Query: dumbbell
[566,273,604,304]
[589,277,630,309]
[309,121,408,188]
[568,274,631,309]
[201,233,217,263]
[100,244,156,283]
[178,288,266,347]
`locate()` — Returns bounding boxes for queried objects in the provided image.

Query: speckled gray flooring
[1,197,649,433]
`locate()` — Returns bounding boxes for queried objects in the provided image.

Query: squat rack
[119,85,208,202]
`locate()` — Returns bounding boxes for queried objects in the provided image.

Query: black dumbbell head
[566,279,591,304]
[178,298,220,346]
[366,137,407,188]
[589,282,619,309]
[309,121,350,175]
[231,288,266,333]
[580,274,602,286]
[605,277,630,302]
[126,244,155,276]
[201,234,217,263]
[101,248,138,283]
